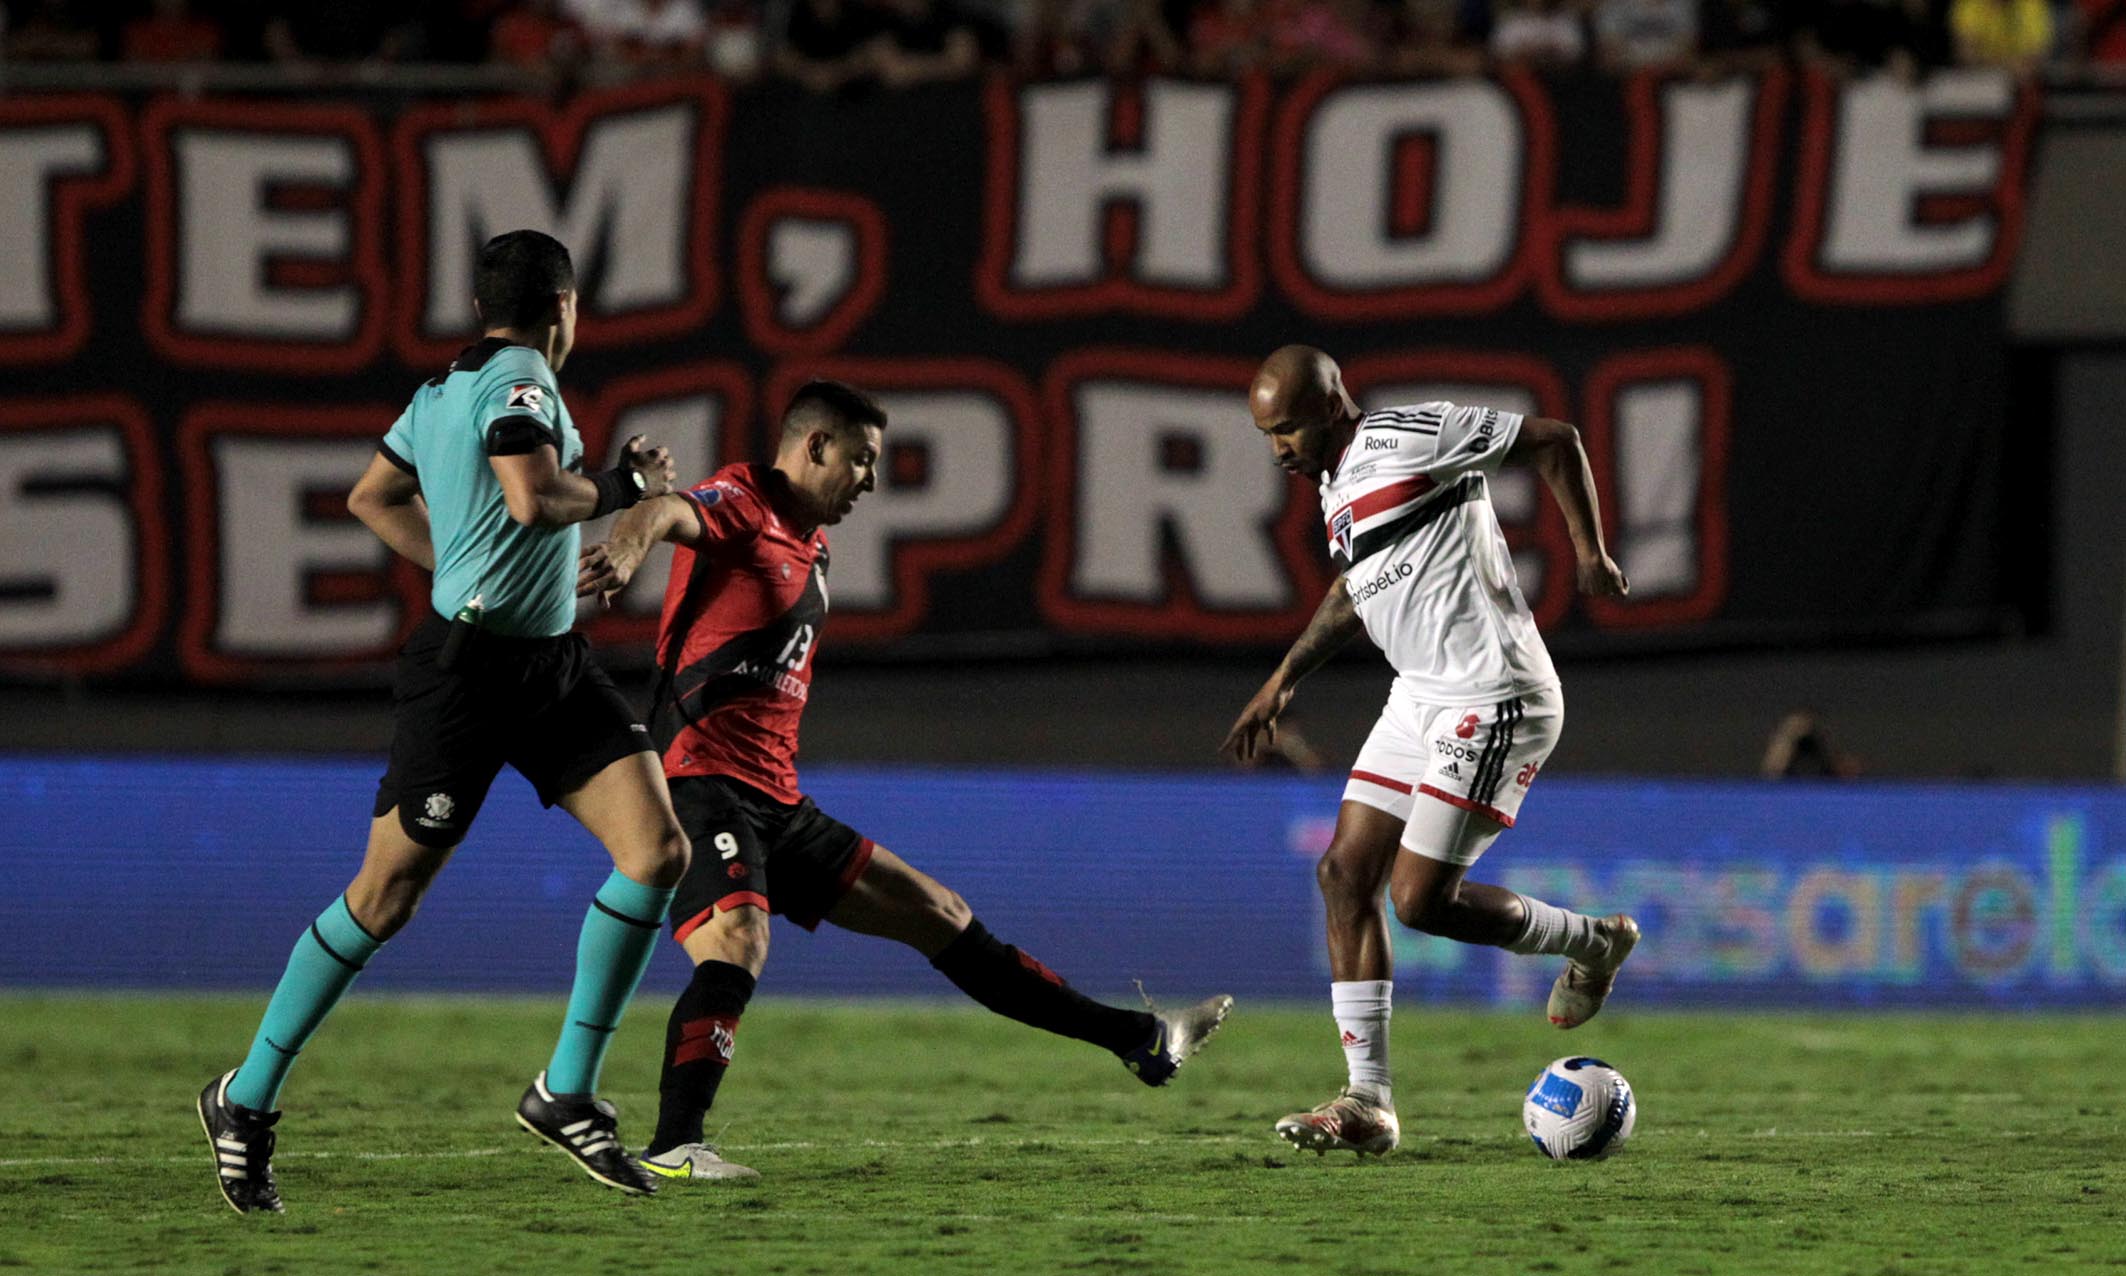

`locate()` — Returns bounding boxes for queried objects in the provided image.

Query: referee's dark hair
[780,379,888,444]
[474,230,575,330]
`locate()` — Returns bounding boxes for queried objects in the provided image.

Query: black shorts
[667,774,872,941]
[373,611,653,847]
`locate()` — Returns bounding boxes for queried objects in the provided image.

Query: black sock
[930,918,1154,1055]
[647,960,757,1157]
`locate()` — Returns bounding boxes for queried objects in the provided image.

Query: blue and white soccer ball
[1523,1056,1637,1160]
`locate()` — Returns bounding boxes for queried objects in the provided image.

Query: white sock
[1506,894,1605,962]
[1330,980,1392,1107]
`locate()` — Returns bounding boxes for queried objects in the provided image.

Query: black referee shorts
[373,611,654,848]
[667,775,872,943]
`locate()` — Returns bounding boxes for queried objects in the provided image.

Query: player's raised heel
[1122,992,1235,1087]
[514,1071,659,1196]
[198,1069,285,1215]
[640,1142,760,1182]
[1547,914,1640,1029]
[1274,1090,1401,1156]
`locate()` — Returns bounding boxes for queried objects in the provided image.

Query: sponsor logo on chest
[1348,560,1414,603]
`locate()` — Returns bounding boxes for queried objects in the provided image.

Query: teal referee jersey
[379,338,583,638]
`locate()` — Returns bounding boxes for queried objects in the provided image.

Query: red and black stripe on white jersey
[1323,403,1495,568]
[1319,401,1560,705]
[651,462,828,805]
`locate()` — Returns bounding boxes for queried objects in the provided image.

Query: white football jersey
[1321,401,1559,704]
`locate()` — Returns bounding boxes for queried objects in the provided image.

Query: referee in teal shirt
[199,231,692,1210]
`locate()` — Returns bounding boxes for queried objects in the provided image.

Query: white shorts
[1342,683,1562,841]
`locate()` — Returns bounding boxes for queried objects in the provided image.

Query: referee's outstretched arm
[494,432,676,529]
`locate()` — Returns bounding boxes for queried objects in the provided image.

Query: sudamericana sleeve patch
[505,384,546,414]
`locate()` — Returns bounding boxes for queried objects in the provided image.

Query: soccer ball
[1523,1056,1637,1160]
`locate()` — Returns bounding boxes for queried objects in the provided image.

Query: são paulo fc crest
[505,384,544,412]
[1329,507,1354,561]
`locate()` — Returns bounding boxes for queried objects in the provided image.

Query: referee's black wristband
[588,467,643,519]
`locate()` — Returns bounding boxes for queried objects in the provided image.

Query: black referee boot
[515,1071,659,1196]
[197,1070,285,1214]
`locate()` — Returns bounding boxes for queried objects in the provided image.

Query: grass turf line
[2,994,2122,1275]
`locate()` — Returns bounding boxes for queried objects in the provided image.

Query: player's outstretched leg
[1389,798,1639,1028]
[1275,800,1403,1156]
[825,845,1233,1087]
[199,815,444,1213]
[520,753,689,1196]
[641,903,767,1183]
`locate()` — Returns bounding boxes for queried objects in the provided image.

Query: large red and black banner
[0,70,2038,686]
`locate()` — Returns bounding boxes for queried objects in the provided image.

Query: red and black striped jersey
[651,462,828,804]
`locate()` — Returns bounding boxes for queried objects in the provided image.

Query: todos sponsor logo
[1435,738,1482,762]
[1349,562,1414,603]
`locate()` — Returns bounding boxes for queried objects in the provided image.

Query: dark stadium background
[0,0,2121,1022]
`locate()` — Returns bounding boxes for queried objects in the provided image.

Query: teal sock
[545,870,674,1096]
[227,896,384,1112]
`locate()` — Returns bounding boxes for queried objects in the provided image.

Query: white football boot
[1547,914,1641,1029]
[1274,1090,1400,1156]
[1123,992,1235,1086]
[639,1143,760,1182]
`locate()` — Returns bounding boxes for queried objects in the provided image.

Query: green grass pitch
[3,994,2122,1275]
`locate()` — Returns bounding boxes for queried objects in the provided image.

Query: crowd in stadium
[4,0,2119,82]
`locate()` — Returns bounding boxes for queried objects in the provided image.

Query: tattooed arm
[1221,576,1363,763]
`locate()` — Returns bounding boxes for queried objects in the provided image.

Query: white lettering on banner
[1300,81,1521,289]
[1565,80,1754,291]
[769,218,857,327]
[175,133,357,340]
[582,395,723,616]
[1363,384,1545,599]
[1072,383,1289,608]
[827,392,1012,611]
[214,439,394,655]
[422,104,695,335]
[1610,380,1702,598]
[1014,81,1233,289]
[1820,71,2013,275]
[0,127,103,331]
[0,431,130,645]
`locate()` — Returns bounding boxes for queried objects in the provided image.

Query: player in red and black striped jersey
[582,380,1232,1182]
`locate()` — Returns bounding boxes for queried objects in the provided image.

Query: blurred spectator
[1387,0,1487,73]
[1015,0,1094,73]
[1949,0,2053,69]
[1793,0,1933,76]
[1761,711,1862,779]
[416,0,511,63]
[871,0,981,86]
[563,0,710,67]
[265,3,421,62]
[1190,0,1271,74]
[1093,0,1186,74]
[1265,0,1378,71]
[2082,0,2126,66]
[1490,0,1588,69]
[1594,0,1697,69]
[777,0,886,90]
[1697,0,1787,73]
[489,0,590,67]
[704,0,765,75]
[4,0,100,60]
[121,0,222,62]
